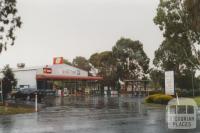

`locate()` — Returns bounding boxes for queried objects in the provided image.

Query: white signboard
[165,71,174,95]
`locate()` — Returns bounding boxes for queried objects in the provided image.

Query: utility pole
[0,79,3,103]
[192,71,195,97]
[35,93,38,112]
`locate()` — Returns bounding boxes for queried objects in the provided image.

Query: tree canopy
[0,0,22,53]
[154,0,200,44]
[89,53,101,68]
[2,65,17,101]
[153,0,200,69]
[153,0,200,90]
[89,51,117,88]
[72,56,91,72]
[63,58,72,65]
[89,38,150,89]
[184,0,200,34]
[149,69,164,90]
[113,38,150,80]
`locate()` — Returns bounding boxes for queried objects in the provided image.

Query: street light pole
[192,71,194,97]
[0,79,3,103]
[35,93,38,112]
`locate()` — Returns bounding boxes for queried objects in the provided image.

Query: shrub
[145,94,161,103]
[145,94,173,105]
[149,90,164,95]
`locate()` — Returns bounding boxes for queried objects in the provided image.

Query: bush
[145,94,173,105]
[149,90,164,95]
[145,94,161,103]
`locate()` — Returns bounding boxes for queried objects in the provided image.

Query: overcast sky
[0,0,163,68]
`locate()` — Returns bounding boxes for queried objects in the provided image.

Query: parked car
[11,88,36,100]
[11,88,56,102]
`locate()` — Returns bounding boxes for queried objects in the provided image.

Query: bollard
[35,93,38,112]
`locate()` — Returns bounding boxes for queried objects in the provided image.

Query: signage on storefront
[53,57,64,64]
[61,69,81,75]
[165,71,174,95]
[37,64,88,77]
[43,67,52,74]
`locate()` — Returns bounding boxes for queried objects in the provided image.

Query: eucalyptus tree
[0,0,22,53]
[154,0,200,70]
[72,56,91,72]
[89,51,117,89]
[2,65,17,103]
[63,58,72,65]
[184,0,200,35]
[149,69,164,90]
[112,38,150,80]
[153,0,200,90]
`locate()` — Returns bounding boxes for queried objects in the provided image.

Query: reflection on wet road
[0,96,199,133]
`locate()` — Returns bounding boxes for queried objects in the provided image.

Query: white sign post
[165,71,174,95]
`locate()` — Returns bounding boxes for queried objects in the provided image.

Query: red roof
[36,74,103,80]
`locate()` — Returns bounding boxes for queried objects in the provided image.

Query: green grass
[193,97,200,106]
[142,102,166,109]
[0,106,34,115]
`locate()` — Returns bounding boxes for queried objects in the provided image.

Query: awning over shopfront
[36,61,103,95]
[36,74,103,81]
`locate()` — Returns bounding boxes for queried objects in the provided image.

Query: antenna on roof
[17,63,25,69]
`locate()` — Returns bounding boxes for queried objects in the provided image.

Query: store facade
[36,63,103,96]
[1,57,103,96]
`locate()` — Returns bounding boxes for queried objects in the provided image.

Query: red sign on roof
[53,57,64,64]
[43,68,52,74]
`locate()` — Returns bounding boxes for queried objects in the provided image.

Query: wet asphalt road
[0,96,200,133]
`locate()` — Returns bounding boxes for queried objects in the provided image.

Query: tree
[98,51,116,88]
[184,0,200,34]
[149,69,164,90]
[89,38,150,90]
[63,58,72,65]
[153,0,200,90]
[89,53,101,68]
[2,65,17,102]
[0,0,22,53]
[112,38,150,80]
[89,51,117,89]
[72,56,91,71]
[154,0,200,69]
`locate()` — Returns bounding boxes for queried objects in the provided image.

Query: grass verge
[0,105,34,115]
[142,102,166,109]
[193,97,200,107]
